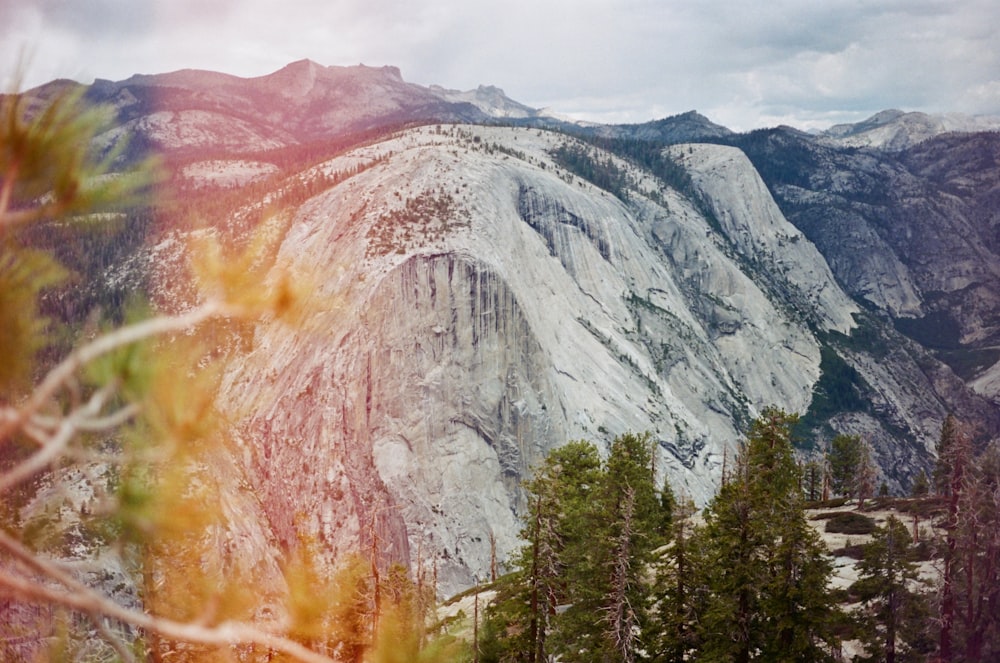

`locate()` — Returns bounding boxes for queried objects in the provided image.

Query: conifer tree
[597,432,662,663]
[494,440,602,663]
[934,413,959,497]
[828,433,863,499]
[852,516,933,663]
[0,81,464,663]
[935,422,1000,661]
[549,432,664,663]
[649,487,703,662]
[910,470,930,498]
[937,415,972,660]
[697,408,838,662]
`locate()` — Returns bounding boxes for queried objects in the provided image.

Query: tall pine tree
[697,408,839,662]
[550,432,665,663]
[487,440,602,663]
[852,516,933,663]
[936,420,1000,661]
[649,486,704,662]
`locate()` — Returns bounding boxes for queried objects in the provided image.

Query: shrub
[824,511,878,535]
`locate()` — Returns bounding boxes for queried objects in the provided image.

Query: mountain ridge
[15,60,1000,597]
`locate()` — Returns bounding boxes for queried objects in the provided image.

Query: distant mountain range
[18,60,1000,594]
[26,58,998,167]
[820,108,1000,149]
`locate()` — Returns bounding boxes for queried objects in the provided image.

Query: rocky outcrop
[77,115,991,597]
[732,129,1000,412]
[208,126,869,594]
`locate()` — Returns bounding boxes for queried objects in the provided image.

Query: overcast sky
[3,0,998,132]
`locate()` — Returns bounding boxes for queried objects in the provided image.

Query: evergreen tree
[550,432,664,663]
[598,432,663,663]
[0,80,463,663]
[803,458,825,502]
[504,440,603,663]
[936,426,1000,661]
[649,488,703,662]
[852,516,933,663]
[478,571,534,663]
[934,413,959,497]
[697,408,838,662]
[856,439,878,510]
[828,433,863,499]
[937,415,973,660]
[910,470,930,498]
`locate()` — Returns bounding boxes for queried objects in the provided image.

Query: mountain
[821,109,1000,150]
[190,127,864,593]
[583,110,735,143]
[428,84,540,119]
[65,59,553,159]
[726,127,1000,377]
[17,62,1000,597]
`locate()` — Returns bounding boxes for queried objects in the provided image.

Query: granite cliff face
[194,125,870,593]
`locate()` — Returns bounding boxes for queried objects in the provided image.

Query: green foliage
[478,571,534,663]
[648,489,703,662]
[798,346,869,438]
[483,412,1000,662]
[16,208,154,327]
[0,86,160,396]
[0,243,66,397]
[802,459,825,502]
[549,141,633,201]
[893,309,963,350]
[910,469,930,497]
[482,440,603,662]
[933,413,960,496]
[487,434,669,663]
[698,408,839,662]
[851,516,934,662]
[365,189,470,257]
[936,422,1000,661]
[1,87,151,221]
[828,434,864,498]
[580,431,664,662]
[549,132,725,231]
[823,511,878,535]
[0,82,471,663]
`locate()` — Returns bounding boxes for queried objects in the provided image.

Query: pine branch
[0,528,335,663]
[0,379,117,493]
[0,300,223,446]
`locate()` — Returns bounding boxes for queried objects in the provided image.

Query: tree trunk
[529,501,541,663]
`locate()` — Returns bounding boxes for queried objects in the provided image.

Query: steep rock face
[668,144,857,334]
[722,128,1000,473]
[213,126,861,593]
[733,129,1000,406]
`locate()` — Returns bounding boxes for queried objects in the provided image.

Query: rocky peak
[428,82,541,119]
[822,109,1000,150]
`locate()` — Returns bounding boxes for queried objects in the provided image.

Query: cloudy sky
[3,0,998,131]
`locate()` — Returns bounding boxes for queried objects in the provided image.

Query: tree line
[477,410,1000,663]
